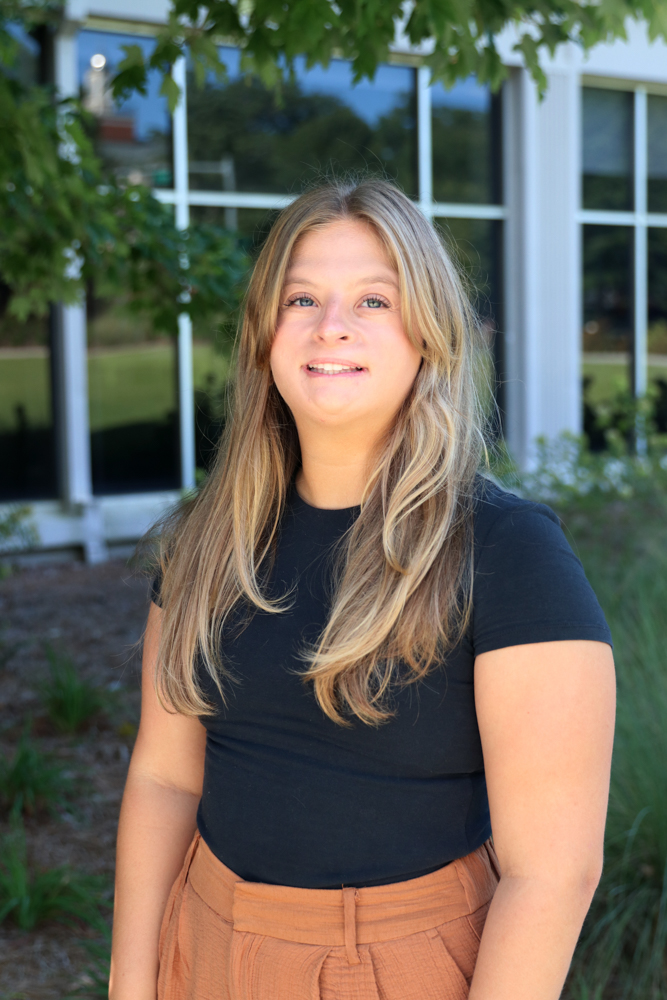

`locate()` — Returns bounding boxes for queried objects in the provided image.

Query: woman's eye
[288,295,315,307]
[362,296,388,309]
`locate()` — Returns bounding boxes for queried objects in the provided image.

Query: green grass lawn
[0,345,230,433]
[0,352,52,431]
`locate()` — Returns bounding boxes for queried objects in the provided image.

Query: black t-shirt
[152,479,611,888]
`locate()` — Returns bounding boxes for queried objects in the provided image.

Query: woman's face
[270,219,422,438]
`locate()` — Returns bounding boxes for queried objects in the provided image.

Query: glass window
[87,296,180,495]
[648,229,667,433]
[648,95,667,214]
[188,206,278,471]
[582,225,633,446]
[78,30,173,188]
[187,50,417,197]
[582,88,633,211]
[431,78,501,204]
[435,218,504,420]
[78,30,179,494]
[0,314,58,501]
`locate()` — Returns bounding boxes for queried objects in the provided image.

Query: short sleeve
[472,488,612,655]
[150,568,163,607]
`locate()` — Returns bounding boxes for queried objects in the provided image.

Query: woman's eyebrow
[283,275,399,289]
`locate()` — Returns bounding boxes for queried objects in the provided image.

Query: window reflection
[86,294,180,495]
[435,218,504,421]
[431,78,501,204]
[648,95,667,214]
[582,89,633,211]
[0,314,57,501]
[648,229,667,433]
[188,207,274,471]
[582,225,633,446]
[187,50,417,196]
[78,30,173,188]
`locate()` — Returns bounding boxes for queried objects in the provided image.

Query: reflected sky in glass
[77,30,172,187]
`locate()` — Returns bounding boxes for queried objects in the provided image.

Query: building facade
[1,1,666,560]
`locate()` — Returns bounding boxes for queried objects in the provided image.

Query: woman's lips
[304,361,367,376]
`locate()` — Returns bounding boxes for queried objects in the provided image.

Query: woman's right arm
[109,602,207,1000]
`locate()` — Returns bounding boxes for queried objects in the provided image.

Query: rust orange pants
[158,834,500,1000]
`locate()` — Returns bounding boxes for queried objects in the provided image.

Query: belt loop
[342,888,361,965]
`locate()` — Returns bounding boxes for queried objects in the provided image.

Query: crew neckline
[290,485,360,517]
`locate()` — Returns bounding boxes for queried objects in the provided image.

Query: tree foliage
[0,1,248,332]
[1,0,666,325]
[111,0,667,109]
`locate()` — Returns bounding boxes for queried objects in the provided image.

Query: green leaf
[111,43,148,102]
[159,72,181,112]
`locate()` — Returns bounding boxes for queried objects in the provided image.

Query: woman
[109,180,615,1000]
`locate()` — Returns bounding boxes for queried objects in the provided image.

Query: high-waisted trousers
[158,833,500,1000]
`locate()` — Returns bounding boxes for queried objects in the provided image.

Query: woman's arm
[470,639,615,1000]
[109,603,207,1000]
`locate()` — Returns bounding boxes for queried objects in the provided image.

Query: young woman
[109,180,615,1000]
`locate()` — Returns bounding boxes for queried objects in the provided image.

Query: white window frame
[578,81,667,401]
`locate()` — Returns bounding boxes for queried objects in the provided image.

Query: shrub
[40,645,105,734]
[0,822,109,931]
[511,435,667,999]
[572,571,667,999]
[490,433,667,508]
[0,730,72,819]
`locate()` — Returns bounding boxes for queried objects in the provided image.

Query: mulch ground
[0,559,151,1000]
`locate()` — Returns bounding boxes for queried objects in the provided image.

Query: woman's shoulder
[468,475,612,654]
[472,475,561,543]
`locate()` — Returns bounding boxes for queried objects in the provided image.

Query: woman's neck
[295,428,378,509]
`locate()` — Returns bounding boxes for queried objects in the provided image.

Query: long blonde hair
[154,179,488,725]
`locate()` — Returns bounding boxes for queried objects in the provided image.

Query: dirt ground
[0,559,151,1000]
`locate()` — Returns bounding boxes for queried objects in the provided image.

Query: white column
[503,64,582,468]
[53,26,107,561]
[535,68,582,441]
[172,57,196,490]
[503,69,541,466]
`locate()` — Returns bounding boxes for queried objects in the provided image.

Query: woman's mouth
[305,363,365,375]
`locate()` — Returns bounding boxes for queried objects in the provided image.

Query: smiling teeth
[307,364,363,373]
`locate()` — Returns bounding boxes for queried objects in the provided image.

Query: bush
[40,645,105,734]
[0,730,72,819]
[0,822,109,931]
[571,571,667,999]
[490,433,667,509]
[504,433,667,998]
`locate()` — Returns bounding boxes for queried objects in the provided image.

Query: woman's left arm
[470,639,616,1000]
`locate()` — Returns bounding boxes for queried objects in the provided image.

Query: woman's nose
[316,300,352,341]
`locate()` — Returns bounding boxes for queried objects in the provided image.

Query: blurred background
[1,2,666,998]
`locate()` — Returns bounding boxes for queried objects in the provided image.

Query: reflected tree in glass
[581,225,633,447]
[648,228,667,432]
[431,78,501,204]
[435,217,504,423]
[187,50,417,197]
[582,88,633,211]
[648,95,667,214]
